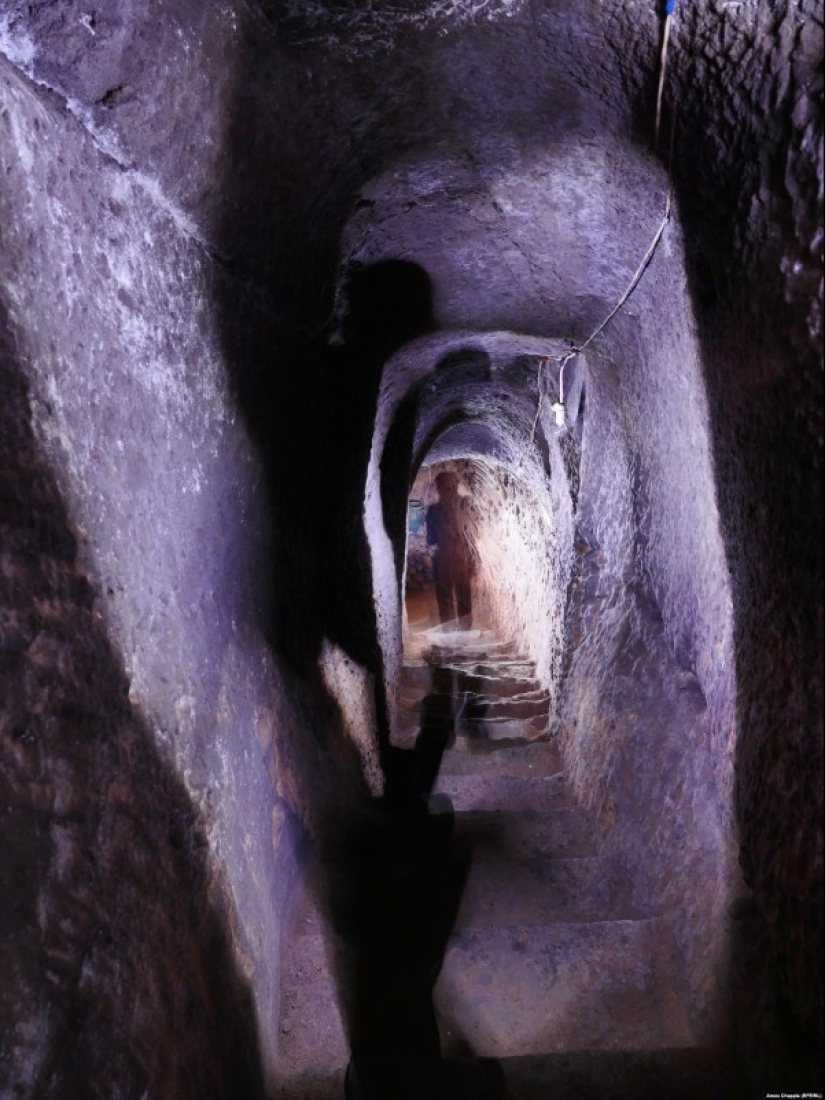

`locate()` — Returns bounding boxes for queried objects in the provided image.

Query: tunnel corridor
[0,2,822,1099]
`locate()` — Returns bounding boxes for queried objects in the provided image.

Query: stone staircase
[274,627,741,1099]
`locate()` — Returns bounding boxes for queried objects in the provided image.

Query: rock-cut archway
[354,137,741,1043]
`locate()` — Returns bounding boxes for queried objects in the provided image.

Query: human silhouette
[425,472,476,629]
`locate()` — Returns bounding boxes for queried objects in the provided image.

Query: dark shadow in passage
[457,668,490,736]
[381,389,422,589]
[218,257,435,677]
[316,665,503,1100]
[220,258,436,806]
[502,1046,749,1099]
[245,260,435,680]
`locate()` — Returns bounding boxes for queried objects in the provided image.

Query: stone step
[481,684,550,705]
[422,637,532,663]
[456,670,542,695]
[397,679,546,715]
[400,661,542,692]
[432,771,569,813]
[464,693,550,722]
[499,1047,748,1100]
[435,658,538,681]
[428,640,518,662]
[345,1056,508,1100]
[420,627,493,645]
[395,711,551,748]
[453,805,602,862]
[439,738,562,777]
[273,1038,740,1100]
[454,853,637,929]
[459,716,551,742]
[434,918,694,1059]
[454,807,599,860]
[427,627,515,645]
[285,796,600,938]
[282,850,635,956]
[275,931,348,1095]
[275,1044,745,1100]
[275,915,693,1088]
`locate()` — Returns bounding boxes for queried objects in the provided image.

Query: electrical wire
[655,0,676,148]
[531,96,679,435]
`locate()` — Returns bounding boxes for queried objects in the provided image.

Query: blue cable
[656,0,677,144]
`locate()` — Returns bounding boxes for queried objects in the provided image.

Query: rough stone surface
[0,0,821,1092]
[0,317,266,1098]
[0,53,366,1093]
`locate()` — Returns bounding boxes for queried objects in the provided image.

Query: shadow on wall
[216,252,435,750]
[319,663,504,1100]
[224,257,434,675]
[0,311,267,1098]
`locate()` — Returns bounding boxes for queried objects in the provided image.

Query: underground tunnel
[0,2,822,1099]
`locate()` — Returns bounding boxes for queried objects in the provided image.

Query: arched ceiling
[335,142,671,344]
